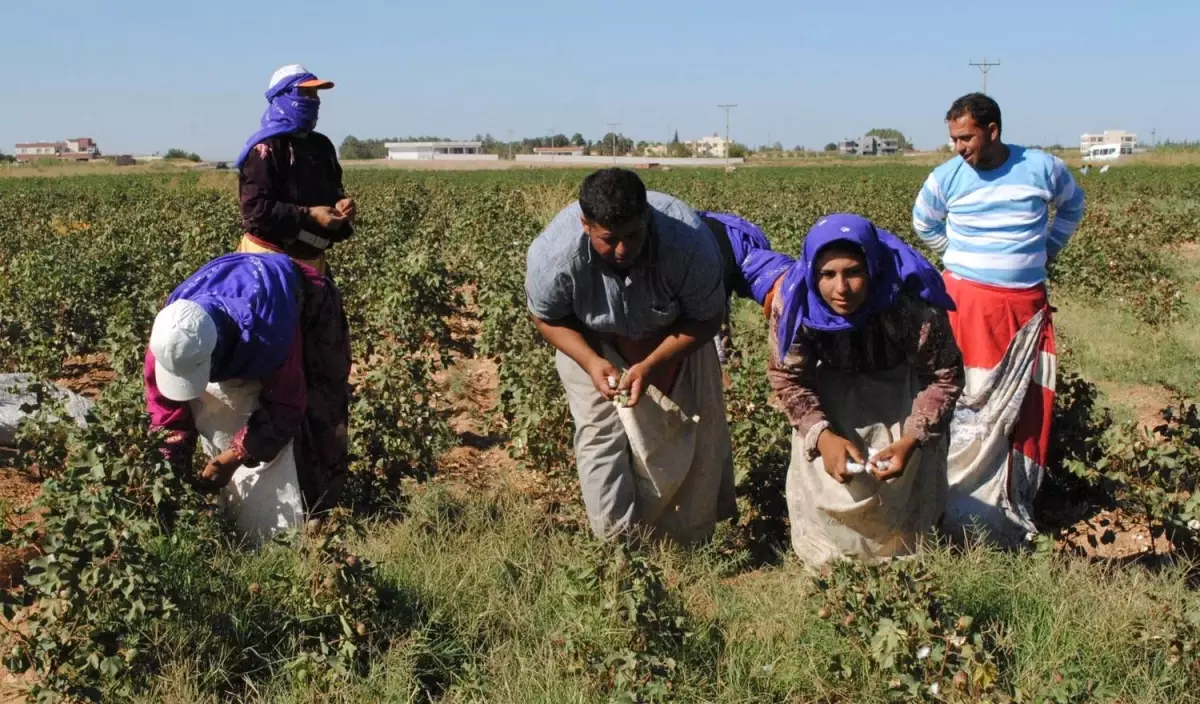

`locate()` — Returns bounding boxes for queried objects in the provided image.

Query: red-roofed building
[14,137,100,162]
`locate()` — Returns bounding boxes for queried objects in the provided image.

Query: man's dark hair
[579,168,648,229]
[946,93,1002,133]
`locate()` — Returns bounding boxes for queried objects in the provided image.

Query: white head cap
[268,64,334,92]
[149,300,218,402]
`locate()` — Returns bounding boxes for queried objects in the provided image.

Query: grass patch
[114,485,1200,703]
[1055,243,1200,419]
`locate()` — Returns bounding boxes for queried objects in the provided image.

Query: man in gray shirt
[526,168,736,544]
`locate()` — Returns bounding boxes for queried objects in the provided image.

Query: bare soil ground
[431,288,581,524]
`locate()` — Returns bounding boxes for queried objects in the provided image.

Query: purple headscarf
[234,72,322,169]
[775,213,954,359]
[166,253,303,381]
[697,211,796,305]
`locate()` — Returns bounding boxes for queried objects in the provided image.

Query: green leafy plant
[815,559,1014,701]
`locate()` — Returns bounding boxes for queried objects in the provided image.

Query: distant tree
[339,135,366,159]
[551,134,570,148]
[938,144,954,153]
[571,133,586,147]
[824,142,838,152]
[165,148,201,162]
[667,141,693,158]
[671,130,680,144]
[474,133,503,154]
[594,133,635,156]
[864,128,912,150]
[728,143,751,159]
[0,151,13,163]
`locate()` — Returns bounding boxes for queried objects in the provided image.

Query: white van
[1082,143,1124,163]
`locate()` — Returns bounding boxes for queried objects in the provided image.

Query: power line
[967,58,1001,94]
[717,104,737,164]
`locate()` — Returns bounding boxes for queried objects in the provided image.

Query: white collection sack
[188,379,305,544]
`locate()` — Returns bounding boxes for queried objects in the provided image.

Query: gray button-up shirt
[525,191,725,340]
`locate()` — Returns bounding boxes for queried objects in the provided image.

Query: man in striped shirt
[912,93,1085,546]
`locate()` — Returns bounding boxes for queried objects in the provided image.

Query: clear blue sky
[5,0,1195,159]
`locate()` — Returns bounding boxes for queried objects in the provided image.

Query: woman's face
[814,246,869,316]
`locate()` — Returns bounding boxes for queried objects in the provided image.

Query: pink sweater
[144,327,307,467]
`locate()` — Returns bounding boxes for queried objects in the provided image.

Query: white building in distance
[385,141,498,161]
[1080,130,1136,154]
[688,134,731,158]
[533,146,586,157]
[14,136,99,162]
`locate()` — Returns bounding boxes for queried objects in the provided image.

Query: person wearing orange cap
[232,64,354,514]
[235,64,354,269]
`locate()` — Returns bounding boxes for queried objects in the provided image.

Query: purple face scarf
[775,213,954,359]
[234,72,322,169]
[697,211,796,305]
[166,253,302,382]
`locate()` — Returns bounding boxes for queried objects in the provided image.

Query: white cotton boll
[844,461,869,475]
[607,375,618,390]
[916,646,931,660]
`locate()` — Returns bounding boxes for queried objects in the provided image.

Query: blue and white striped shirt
[912,145,1085,288]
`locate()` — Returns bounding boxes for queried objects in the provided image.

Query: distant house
[688,134,731,158]
[14,137,99,162]
[643,144,669,157]
[860,135,899,156]
[533,146,585,157]
[1080,130,1136,155]
[384,141,498,161]
[838,135,898,156]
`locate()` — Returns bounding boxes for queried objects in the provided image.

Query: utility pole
[605,122,621,164]
[968,59,1001,94]
[1151,128,1157,147]
[717,104,737,164]
[506,128,513,161]
[547,128,554,162]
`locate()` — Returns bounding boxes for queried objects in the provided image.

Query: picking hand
[616,361,654,407]
[335,198,357,223]
[195,448,244,493]
[307,205,347,231]
[869,436,919,481]
[816,430,865,484]
[587,358,622,400]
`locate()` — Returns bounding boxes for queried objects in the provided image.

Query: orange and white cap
[268,64,334,91]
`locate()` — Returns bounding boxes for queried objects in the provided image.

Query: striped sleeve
[1047,157,1085,257]
[912,173,950,254]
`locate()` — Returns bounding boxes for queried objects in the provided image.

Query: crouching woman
[767,214,964,567]
[144,252,349,542]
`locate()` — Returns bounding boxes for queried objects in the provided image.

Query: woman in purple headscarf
[695,211,794,368]
[235,64,354,269]
[767,214,964,568]
[144,253,351,523]
[232,65,353,515]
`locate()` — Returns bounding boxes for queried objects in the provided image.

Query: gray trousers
[556,343,737,545]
